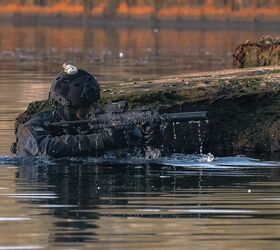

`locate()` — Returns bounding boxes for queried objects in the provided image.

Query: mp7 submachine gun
[47,101,208,131]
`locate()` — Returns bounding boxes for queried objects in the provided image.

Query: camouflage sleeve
[17,124,126,157]
[16,112,126,157]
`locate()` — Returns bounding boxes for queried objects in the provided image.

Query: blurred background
[0,0,279,22]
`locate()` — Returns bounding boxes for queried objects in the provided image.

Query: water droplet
[199,153,214,162]
[197,121,203,155]
[172,122,177,140]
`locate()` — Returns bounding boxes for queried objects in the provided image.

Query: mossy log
[16,66,280,155]
[233,36,280,68]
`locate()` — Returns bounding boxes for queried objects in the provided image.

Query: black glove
[127,127,143,146]
[76,135,91,152]
[102,128,128,149]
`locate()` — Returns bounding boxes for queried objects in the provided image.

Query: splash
[172,122,177,140]
[188,120,205,155]
[1,154,279,169]
[199,152,215,162]
[197,121,203,155]
[145,146,162,159]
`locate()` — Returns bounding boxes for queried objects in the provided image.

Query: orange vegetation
[129,5,154,17]
[179,6,203,20]
[118,2,154,17]
[202,5,232,17]
[158,7,179,18]
[91,2,106,16]
[232,7,280,21]
[117,2,129,16]
[0,2,84,15]
[0,1,279,22]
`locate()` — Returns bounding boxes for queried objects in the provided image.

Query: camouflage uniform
[13,64,162,157]
[15,109,140,157]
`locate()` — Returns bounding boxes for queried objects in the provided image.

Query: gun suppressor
[161,111,208,122]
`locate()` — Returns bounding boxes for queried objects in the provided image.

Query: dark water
[0,24,280,249]
[1,155,280,249]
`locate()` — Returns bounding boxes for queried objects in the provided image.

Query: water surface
[1,155,280,249]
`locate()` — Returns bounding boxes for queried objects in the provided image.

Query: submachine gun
[48,101,208,131]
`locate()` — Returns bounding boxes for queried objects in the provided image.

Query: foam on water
[0,153,279,169]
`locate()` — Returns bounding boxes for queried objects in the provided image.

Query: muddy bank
[233,36,280,68]
[16,66,280,155]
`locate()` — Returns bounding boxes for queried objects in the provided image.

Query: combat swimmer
[12,64,163,158]
[11,64,207,158]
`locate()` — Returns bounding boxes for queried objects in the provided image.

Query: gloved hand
[102,128,128,149]
[143,122,163,148]
[126,127,143,146]
[86,127,142,152]
[76,135,91,152]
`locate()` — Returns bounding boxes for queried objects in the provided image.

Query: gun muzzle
[161,111,208,123]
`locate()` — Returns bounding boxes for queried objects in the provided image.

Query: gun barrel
[47,119,90,127]
[48,111,208,128]
[161,111,208,123]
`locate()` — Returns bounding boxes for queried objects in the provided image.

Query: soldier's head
[49,64,100,120]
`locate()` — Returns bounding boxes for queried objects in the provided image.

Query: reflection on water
[0,24,279,80]
[0,157,280,249]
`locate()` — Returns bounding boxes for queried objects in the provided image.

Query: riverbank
[18,66,280,155]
